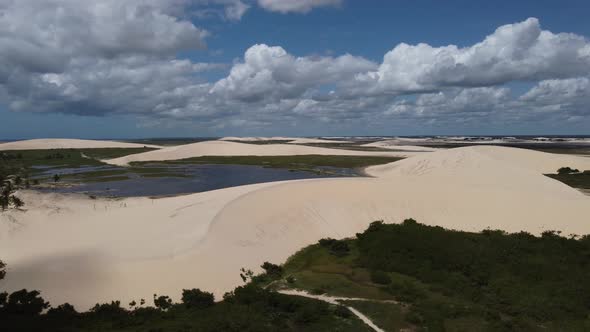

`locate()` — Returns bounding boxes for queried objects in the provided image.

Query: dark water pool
[37,164,358,197]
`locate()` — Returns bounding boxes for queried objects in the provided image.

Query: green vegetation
[134,155,403,171]
[280,219,590,331]
[340,300,411,331]
[0,272,370,331]
[0,148,154,185]
[546,167,590,191]
[557,166,580,175]
[3,150,402,190]
[4,219,590,330]
[0,148,154,169]
[0,148,204,186]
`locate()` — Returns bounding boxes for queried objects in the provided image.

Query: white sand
[106,140,411,165]
[219,136,351,144]
[362,139,439,152]
[219,136,294,142]
[1,145,590,310]
[0,138,162,150]
[286,138,351,144]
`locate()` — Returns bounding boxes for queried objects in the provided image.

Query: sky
[1,0,589,139]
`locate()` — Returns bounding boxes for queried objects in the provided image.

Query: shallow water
[37,164,358,197]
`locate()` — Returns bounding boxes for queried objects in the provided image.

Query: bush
[0,289,50,316]
[0,260,5,280]
[181,288,215,309]
[47,303,78,317]
[388,280,425,303]
[318,238,350,257]
[153,295,173,311]
[370,270,392,285]
[310,288,326,295]
[557,167,580,175]
[261,262,283,278]
[90,301,127,317]
[334,305,352,318]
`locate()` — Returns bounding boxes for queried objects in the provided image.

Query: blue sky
[1,0,589,139]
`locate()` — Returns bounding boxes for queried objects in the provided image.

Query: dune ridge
[106,140,411,166]
[1,145,589,310]
[0,138,162,150]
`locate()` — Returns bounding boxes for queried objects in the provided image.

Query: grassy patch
[0,148,155,172]
[139,173,191,178]
[133,155,403,170]
[340,300,412,332]
[278,220,590,331]
[546,171,590,190]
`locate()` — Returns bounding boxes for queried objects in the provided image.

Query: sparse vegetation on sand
[3,219,590,330]
[132,155,403,171]
[546,167,590,191]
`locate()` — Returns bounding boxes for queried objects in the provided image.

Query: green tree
[0,289,50,315]
[181,289,215,309]
[261,262,283,278]
[153,294,173,310]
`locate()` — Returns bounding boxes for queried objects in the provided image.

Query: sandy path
[0,138,162,150]
[1,145,589,310]
[278,289,389,332]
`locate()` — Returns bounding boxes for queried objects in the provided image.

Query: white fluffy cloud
[0,0,207,74]
[0,5,589,133]
[211,44,376,101]
[519,78,590,116]
[354,18,590,94]
[257,0,341,13]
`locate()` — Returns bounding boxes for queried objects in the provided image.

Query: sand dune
[1,146,589,310]
[362,139,439,152]
[106,140,410,165]
[219,136,294,142]
[286,138,351,144]
[0,138,161,150]
[218,137,350,144]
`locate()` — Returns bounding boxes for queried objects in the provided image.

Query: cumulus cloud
[519,78,590,116]
[354,18,590,94]
[210,44,376,102]
[257,0,341,13]
[0,0,208,74]
[0,7,589,133]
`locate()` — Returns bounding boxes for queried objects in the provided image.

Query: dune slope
[106,140,411,165]
[1,146,589,310]
[0,138,161,150]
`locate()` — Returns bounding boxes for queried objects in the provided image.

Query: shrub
[153,294,173,311]
[388,280,425,303]
[318,238,350,257]
[261,262,283,278]
[557,167,580,175]
[90,301,127,317]
[0,289,50,315]
[47,303,78,317]
[0,260,5,280]
[370,270,392,285]
[318,238,338,247]
[334,305,352,318]
[310,288,326,295]
[181,289,214,309]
